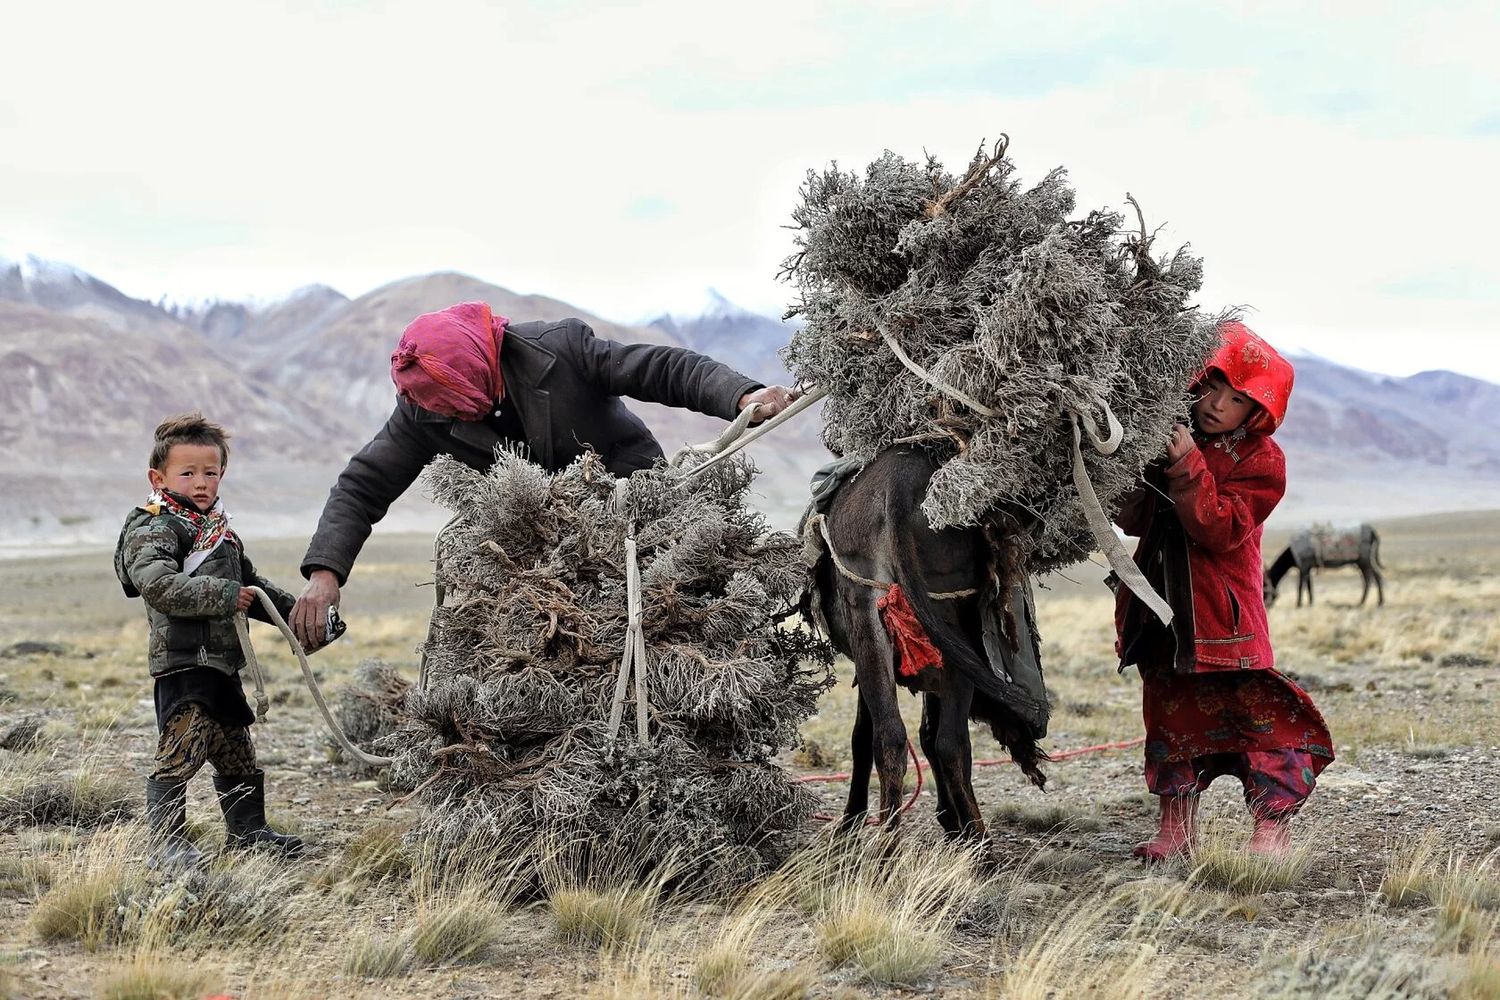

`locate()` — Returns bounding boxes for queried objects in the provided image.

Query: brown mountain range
[2,255,1496,553]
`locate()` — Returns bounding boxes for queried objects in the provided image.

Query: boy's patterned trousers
[151,702,258,781]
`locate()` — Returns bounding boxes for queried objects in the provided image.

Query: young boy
[113,413,305,868]
[1114,322,1334,861]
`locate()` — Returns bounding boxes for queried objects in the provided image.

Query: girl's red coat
[1116,430,1286,671]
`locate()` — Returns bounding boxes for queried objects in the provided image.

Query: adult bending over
[291,301,798,649]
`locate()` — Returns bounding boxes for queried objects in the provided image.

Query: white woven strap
[1067,411,1173,626]
[877,329,998,417]
[606,482,651,749]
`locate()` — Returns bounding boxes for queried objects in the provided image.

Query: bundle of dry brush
[782,137,1225,573]
[374,450,834,885]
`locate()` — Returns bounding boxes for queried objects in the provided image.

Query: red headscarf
[390,302,509,420]
[1197,320,1295,434]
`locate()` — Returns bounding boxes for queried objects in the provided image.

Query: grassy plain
[1,511,1497,998]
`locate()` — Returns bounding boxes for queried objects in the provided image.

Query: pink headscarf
[390,302,508,420]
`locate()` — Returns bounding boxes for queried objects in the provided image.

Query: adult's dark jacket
[301,318,762,583]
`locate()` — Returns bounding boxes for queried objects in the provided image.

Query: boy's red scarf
[142,491,234,574]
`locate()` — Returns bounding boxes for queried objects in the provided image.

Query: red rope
[808,740,924,825]
[976,736,1145,767]
[800,736,1145,824]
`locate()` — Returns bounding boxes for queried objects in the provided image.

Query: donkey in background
[1264,522,1385,607]
[804,446,1049,840]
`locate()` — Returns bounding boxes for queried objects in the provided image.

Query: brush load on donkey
[784,138,1223,836]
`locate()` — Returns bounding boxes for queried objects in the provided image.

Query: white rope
[809,513,978,601]
[1068,412,1173,626]
[232,614,271,723]
[234,587,394,768]
[676,398,763,461]
[605,482,651,749]
[681,386,829,479]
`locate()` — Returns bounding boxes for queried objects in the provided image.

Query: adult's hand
[292,569,341,651]
[738,385,802,421]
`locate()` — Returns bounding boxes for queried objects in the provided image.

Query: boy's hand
[235,587,256,613]
[292,570,341,651]
[1165,424,1195,464]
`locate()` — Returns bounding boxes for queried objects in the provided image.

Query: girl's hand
[1165,424,1195,464]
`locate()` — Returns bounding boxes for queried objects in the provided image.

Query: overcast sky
[2,0,1496,382]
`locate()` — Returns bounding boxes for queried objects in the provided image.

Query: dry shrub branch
[381,451,835,887]
[781,136,1223,572]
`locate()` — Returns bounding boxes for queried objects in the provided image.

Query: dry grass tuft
[410,892,503,966]
[334,819,414,882]
[1381,835,1500,914]
[1458,950,1500,1000]
[807,837,981,986]
[991,798,1104,833]
[343,930,412,979]
[409,832,535,907]
[136,853,300,947]
[29,831,143,950]
[1253,946,1449,999]
[1438,896,1498,954]
[94,952,217,1000]
[694,856,816,997]
[0,854,51,896]
[584,946,691,999]
[552,884,658,948]
[1380,832,1443,907]
[993,885,1193,999]
[709,966,817,1000]
[542,831,689,949]
[0,753,133,830]
[1187,821,1313,894]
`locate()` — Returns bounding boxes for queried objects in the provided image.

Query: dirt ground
[1,510,1497,998]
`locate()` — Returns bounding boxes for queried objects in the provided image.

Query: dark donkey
[805,447,1049,839]
[1264,522,1384,607]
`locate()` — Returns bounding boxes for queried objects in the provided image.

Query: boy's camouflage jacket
[114,504,297,678]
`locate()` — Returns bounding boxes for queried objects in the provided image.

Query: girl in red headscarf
[1114,321,1333,861]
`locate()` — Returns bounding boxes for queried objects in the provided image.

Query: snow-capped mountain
[0,253,182,335]
[647,289,796,384]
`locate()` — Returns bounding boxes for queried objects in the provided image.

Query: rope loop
[234,588,393,768]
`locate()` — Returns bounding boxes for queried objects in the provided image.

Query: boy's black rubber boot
[145,777,205,872]
[212,770,305,857]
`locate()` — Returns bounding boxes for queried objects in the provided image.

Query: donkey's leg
[1374,564,1386,606]
[845,602,909,829]
[921,692,961,837]
[840,691,875,832]
[1296,571,1306,608]
[1359,565,1372,606]
[934,676,985,840]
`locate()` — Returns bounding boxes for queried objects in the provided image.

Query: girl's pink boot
[1133,794,1198,862]
[1248,815,1293,859]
